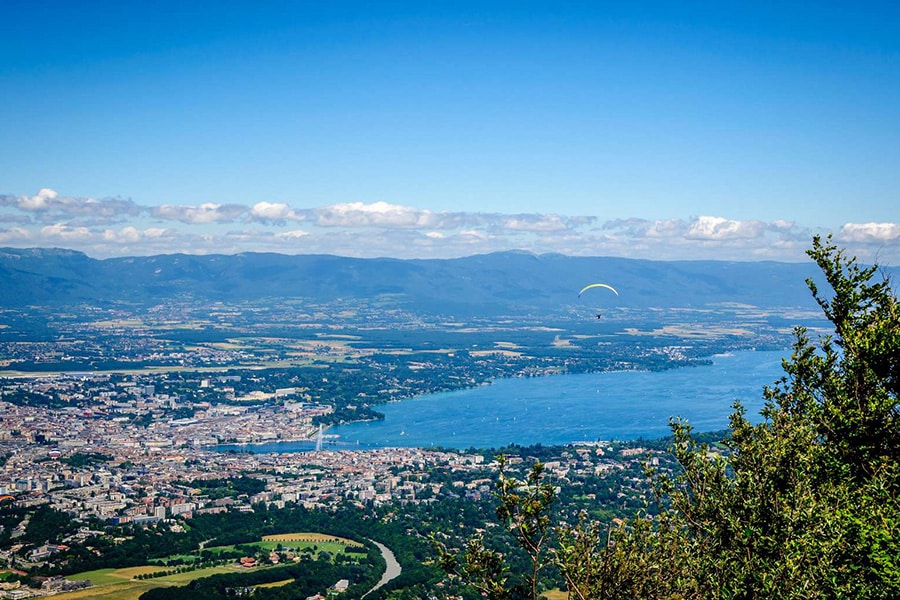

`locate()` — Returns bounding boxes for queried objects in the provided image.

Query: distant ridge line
[0,246,859,313]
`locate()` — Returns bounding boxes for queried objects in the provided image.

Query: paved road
[362,540,401,598]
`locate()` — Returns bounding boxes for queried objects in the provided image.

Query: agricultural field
[203,534,362,560]
[262,532,363,546]
[53,532,363,600]
[47,581,152,600]
[53,565,238,600]
[255,578,294,588]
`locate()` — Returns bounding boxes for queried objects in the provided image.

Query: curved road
[362,540,401,598]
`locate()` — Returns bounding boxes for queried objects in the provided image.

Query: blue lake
[219,350,789,453]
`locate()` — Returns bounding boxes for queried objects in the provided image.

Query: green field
[57,565,244,600]
[256,578,295,588]
[148,553,199,565]
[262,532,362,546]
[50,580,156,600]
[152,565,238,583]
[58,532,363,599]
[203,538,356,558]
[68,568,131,586]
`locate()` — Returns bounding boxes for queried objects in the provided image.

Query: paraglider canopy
[578,283,618,297]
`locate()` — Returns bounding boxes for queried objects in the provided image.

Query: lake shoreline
[211,349,788,454]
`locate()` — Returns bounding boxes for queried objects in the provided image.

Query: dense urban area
[0,298,807,599]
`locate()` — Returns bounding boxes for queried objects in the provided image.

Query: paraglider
[578,283,618,297]
[578,282,618,319]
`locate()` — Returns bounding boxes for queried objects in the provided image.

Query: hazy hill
[0,247,838,314]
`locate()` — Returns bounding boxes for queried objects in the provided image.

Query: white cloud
[839,222,900,243]
[646,219,689,238]
[224,231,259,242]
[18,188,59,211]
[152,203,246,224]
[685,216,765,240]
[101,226,174,244]
[144,228,169,238]
[459,229,490,240]
[311,201,450,228]
[588,216,817,261]
[307,203,591,233]
[0,227,32,243]
[3,188,141,223]
[104,227,140,243]
[40,223,93,241]
[771,220,795,230]
[0,212,32,224]
[3,187,898,263]
[250,202,304,223]
[275,229,311,239]
[601,218,689,238]
[501,214,569,232]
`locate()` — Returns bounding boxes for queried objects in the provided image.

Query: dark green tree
[442,236,900,599]
[435,456,556,600]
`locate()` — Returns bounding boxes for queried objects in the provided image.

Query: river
[362,540,401,598]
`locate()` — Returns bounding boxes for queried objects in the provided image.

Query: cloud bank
[1,189,898,264]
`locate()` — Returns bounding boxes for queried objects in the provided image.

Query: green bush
[441,236,900,599]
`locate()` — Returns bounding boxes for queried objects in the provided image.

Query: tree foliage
[441,236,900,599]
[436,456,557,600]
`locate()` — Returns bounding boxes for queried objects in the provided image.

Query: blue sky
[2,1,898,261]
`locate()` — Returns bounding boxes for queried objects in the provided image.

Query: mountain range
[0,247,851,315]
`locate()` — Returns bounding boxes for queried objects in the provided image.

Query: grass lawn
[148,553,199,564]
[262,532,363,546]
[198,545,235,555]
[45,580,160,600]
[203,539,352,559]
[254,540,351,553]
[66,568,128,586]
[112,566,171,578]
[57,532,359,599]
[55,565,243,600]
[256,578,295,588]
[155,565,239,583]
[198,531,362,562]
